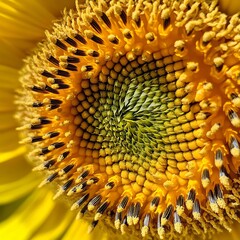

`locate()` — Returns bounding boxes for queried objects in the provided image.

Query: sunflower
[1,0,240,240]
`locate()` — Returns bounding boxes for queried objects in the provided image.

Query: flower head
[1,0,240,240]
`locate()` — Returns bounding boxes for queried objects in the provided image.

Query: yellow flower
[1,0,240,240]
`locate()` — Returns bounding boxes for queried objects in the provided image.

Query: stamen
[117,196,129,213]
[71,193,90,210]
[186,189,196,210]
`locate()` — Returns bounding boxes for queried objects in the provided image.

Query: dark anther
[115,212,122,222]
[78,170,89,180]
[127,204,134,217]
[74,49,87,56]
[214,184,223,199]
[31,86,46,93]
[202,169,210,180]
[79,181,88,191]
[67,56,80,63]
[58,83,70,89]
[163,18,171,29]
[32,102,43,108]
[43,159,56,169]
[202,40,210,46]
[133,202,141,218]
[88,51,99,57]
[91,35,104,44]
[96,201,109,214]
[143,214,150,227]
[90,220,99,230]
[220,166,229,178]
[50,99,62,105]
[174,211,181,224]
[41,147,50,155]
[52,78,63,84]
[61,151,70,159]
[109,36,119,44]
[118,196,129,211]
[52,142,65,149]
[122,216,128,226]
[135,17,141,27]
[105,181,115,189]
[162,205,173,220]
[39,117,52,125]
[45,85,59,94]
[215,64,223,72]
[101,13,111,28]
[84,65,93,71]
[177,195,184,207]
[31,136,43,142]
[193,199,201,214]
[151,196,160,208]
[31,124,43,130]
[75,194,89,207]
[65,37,77,47]
[80,204,88,216]
[90,19,102,33]
[62,179,74,191]
[74,34,87,44]
[230,93,238,100]
[120,10,127,25]
[41,70,55,78]
[157,213,162,228]
[187,189,196,202]
[65,63,78,71]
[56,69,70,77]
[89,195,102,207]
[88,177,99,184]
[62,164,74,174]
[186,28,194,36]
[208,190,217,204]
[47,172,58,182]
[48,56,59,66]
[55,39,67,50]
[49,104,59,110]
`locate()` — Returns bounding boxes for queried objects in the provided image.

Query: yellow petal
[0,148,31,184]
[0,0,75,39]
[0,39,25,67]
[0,113,17,131]
[62,218,115,240]
[0,146,33,204]
[0,65,19,89]
[0,146,25,163]
[213,222,240,240]
[219,0,240,15]
[0,129,19,152]
[31,203,74,240]
[0,172,38,204]
[62,219,92,240]
[0,189,55,240]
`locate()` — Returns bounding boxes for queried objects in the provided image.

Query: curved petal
[0,129,20,152]
[0,189,55,240]
[0,65,19,89]
[30,201,75,240]
[0,0,76,39]
[219,0,240,15]
[213,222,240,240]
[0,148,37,203]
[0,172,38,204]
[0,146,25,163]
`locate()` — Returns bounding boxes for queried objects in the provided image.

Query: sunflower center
[16,0,240,239]
[84,54,187,163]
